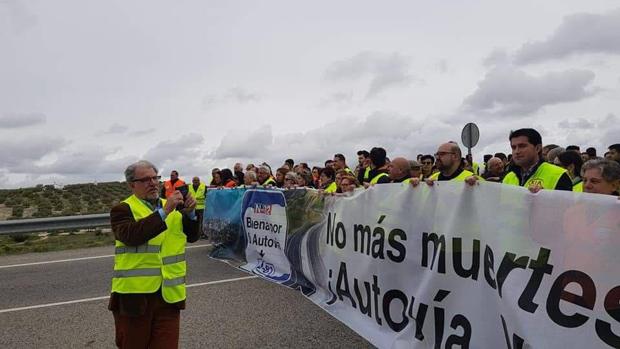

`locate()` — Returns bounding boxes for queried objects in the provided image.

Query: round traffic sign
[461,122,480,148]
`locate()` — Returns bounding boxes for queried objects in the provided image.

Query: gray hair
[546,146,565,163]
[245,170,257,181]
[124,160,158,182]
[258,165,271,175]
[581,159,620,182]
[285,172,299,181]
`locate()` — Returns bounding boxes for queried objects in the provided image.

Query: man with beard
[109,160,199,348]
[410,142,474,187]
[356,150,371,184]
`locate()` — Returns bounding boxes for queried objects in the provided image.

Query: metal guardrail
[0,213,110,235]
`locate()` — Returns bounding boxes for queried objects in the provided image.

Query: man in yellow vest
[109,160,199,348]
[257,165,277,186]
[333,153,353,175]
[411,142,474,187]
[364,147,390,187]
[356,150,372,184]
[189,176,206,235]
[389,157,412,184]
[502,128,572,192]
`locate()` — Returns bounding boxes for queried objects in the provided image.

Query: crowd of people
[108,127,619,348]
[167,128,619,198]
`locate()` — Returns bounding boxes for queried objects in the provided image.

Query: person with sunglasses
[109,160,199,348]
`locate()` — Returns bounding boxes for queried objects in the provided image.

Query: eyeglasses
[434,152,455,157]
[132,175,161,183]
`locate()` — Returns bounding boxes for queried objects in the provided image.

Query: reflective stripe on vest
[115,244,161,254]
[502,162,567,190]
[113,268,161,278]
[370,172,388,185]
[163,276,186,287]
[428,169,474,181]
[162,253,186,265]
[188,183,206,209]
[112,195,187,303]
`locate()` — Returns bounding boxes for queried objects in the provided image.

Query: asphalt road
[0,243,373,348]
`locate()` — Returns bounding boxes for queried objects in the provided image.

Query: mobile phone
[176,185,189,210]
[177,184,189,198]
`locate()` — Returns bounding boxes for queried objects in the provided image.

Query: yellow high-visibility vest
[188,183,206,210]
[370,172,389,185]
[111,195,188,303]
[503,162,567,190]
[363,167,371,181]
[324,181,337,193]
[262,177,277,186]
[428,169,474,181]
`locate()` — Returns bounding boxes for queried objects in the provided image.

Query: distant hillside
[0,182,132,220]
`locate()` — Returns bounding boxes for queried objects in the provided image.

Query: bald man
[410,142,475,187]
[482,157,505,182]
[388,157,412,183]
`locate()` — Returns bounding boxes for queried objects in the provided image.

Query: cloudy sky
[1,1,619,187]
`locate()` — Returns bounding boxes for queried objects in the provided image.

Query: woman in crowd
[275,167,289,188]
[582,159,620,196]
[283,172,298,189]
[340,175,360,194]
[335,169,348,193]
[220,168,237,188]
[210,169,222,187]
[296,170,314,188]
[312,167,322,188]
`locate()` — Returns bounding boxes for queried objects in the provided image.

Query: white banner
[206,183,620,348]
[299,182,620,348]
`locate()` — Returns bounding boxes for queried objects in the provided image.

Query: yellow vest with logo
[502,162,567,190]
[111,195,188,303]
[188,183,206,210]
[428,169,474,181]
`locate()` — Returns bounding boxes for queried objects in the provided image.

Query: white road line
[186,275,257,288]
[0,275,257,314]
[0,244,212,269]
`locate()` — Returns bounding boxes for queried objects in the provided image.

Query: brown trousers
[113,293,180,349]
